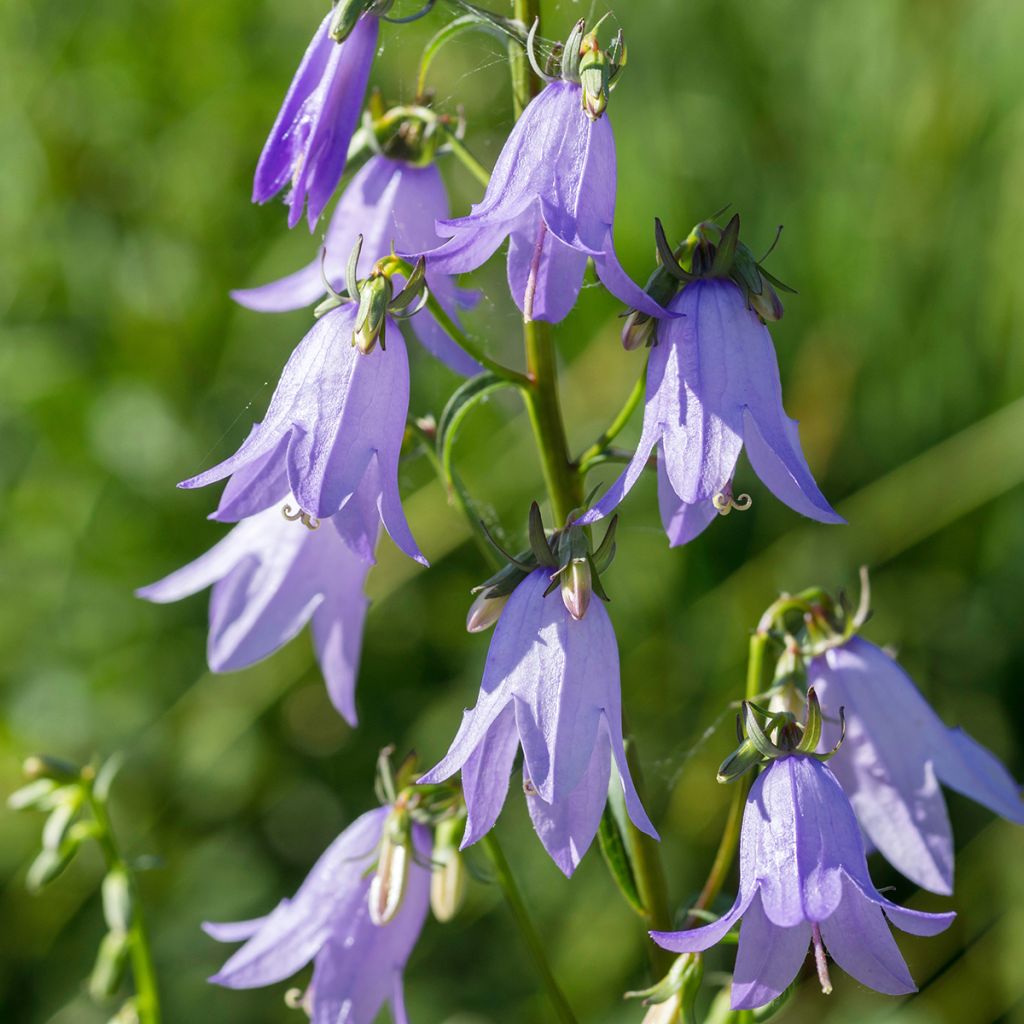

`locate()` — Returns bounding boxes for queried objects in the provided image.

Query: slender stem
[481,832,579,1024]
[509,0,536,118]
[577,362,647,474]
[439,125,492,188]
[682,632,770,929]
[84,782,162,1024]
[522,320,583,523]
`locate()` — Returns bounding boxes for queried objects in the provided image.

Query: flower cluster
[123,5,1024,1023]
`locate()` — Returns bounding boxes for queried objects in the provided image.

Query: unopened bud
[26,843,78,892]
[369,812,410,925]
[102,869,134,934]
[89,930,131,1001]
[560,558,592,620]
[353,274,393,354]
[466,592,509,633]
[622,310,656,351]
[23,754,80,784]
[747,282,784,322]
[579,34,609,120]
[642,992,684,1024]
[430,817,468,923]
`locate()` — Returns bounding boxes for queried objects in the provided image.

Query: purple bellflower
[579,279,844,545]
[426,79,665,324]
[136,493,373,726]
[812,636,1024,895]
[234,153,481,377]
[419,568,658,876]
[652,755,955,1011]
[254,11,378,230]
[179,303,426,565]
[205,806,430,1024]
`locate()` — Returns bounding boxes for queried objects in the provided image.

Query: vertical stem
[481,833,579,1024]
[86,785,162,1024]
[507,0,673,971]
[510,0,538,117]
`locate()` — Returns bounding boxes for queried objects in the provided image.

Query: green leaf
[437,372,514,488]
[597,790,645,917]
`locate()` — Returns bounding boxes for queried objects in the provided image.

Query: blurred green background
[2,0,1024,1020]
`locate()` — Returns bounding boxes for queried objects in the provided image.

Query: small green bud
[7,778,59,812]
[430,817,468,923]
[26,843,78,892]
[369,809,411,925]
[102,869,133,934]
[353,273,393,354]
[42,793,83,852]
[560,558,592,620]
[466,592,509,633]
[23,754,80,784]
[578,32,610,120]
[89,930,131,1002]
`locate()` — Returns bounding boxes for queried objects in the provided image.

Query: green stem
[439,126,493,189]
[84,780,162,1024]
[522,320,583,523]
[577,362,647,475]
[682,632,770,928]
[481,833,579,1024]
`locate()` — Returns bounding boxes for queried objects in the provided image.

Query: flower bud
[466,591,509,633]
[26,843,78,892]
[89,930,131,1001]
[22,754,80,784]
[102,868,133,934]
[641,992,684,1024]
[621,310,656,351]
[560,558,592,620]
[578,33,610,120]
[430,817,468,923]
[369,809,411,925]
[353,274,393,354]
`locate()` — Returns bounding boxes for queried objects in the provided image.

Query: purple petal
[512,574,611,803]
[310,533,371,725]
[650,893,751,954]
[212,431,292,522]
[731,893,810,1011]
[307,823,430,1024]
[459,704,520,847]
[507,210,588,323]
[936,726,1024,825]
[742,407,844,524]
[593,244,668,318]
[818,878,916,996]
[210,808,386,989]
[656,455,720,547]
[812,638,957,894]
[375,446,427,566]
[231,263,327,313]
[426,219,510,277]
[527,735,611,876]
[252,12,335,205]
[330,458,383,563]
[602,712,659,840]
[203,914,272,943]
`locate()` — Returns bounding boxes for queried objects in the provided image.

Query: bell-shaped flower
[652,755,955,1011]
[254,11,378,230]
[235,153,481,377]
[419,568,658,876]
[179,304,424,563]
[811,636,1024,895]
[136,484,375,725]
[205,806,430,1023]
[579,279,844,543]
[426,80,664,324]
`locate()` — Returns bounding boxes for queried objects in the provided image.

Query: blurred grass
[2,0,1024,1021]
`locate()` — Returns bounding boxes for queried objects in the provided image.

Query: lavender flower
[652,755,954,1010]
[205,806,430,1023]
[426,80,664,323]
[235,154,480,376]
[812,636,1024,894]
[579,279,844,544]
[419,568,657,876]
[136,492,373,725]
[254,11,378,230]
[179,304,425,565]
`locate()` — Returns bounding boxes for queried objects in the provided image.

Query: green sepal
[89,930,131,1002]
[102,869,133,934]
[591,515,618,574]
[528,501,558,567]
[7,778,60,812]
[711,214,740,276]
[26,842,78,892]
[795,689,823,753]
